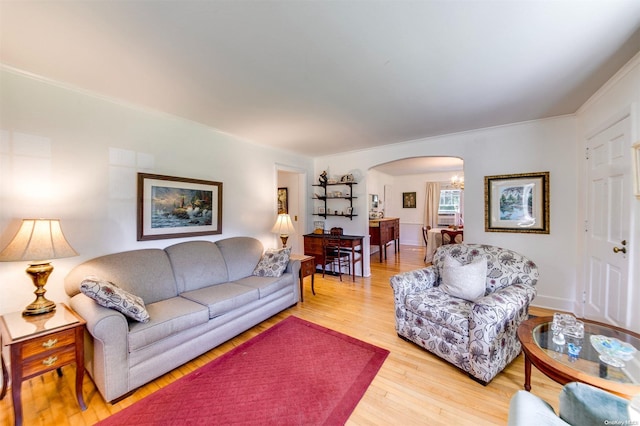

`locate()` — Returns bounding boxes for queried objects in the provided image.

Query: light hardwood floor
[1,245,563,426]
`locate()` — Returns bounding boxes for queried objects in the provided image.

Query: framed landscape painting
[137,173,223,241]
[485,172,549,234]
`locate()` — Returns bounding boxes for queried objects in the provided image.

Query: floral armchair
[390,244,538,384]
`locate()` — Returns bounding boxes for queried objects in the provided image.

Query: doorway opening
[367,156,464,253]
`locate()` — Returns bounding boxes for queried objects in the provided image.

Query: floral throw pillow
[80,275,150,323]
[252,247,291,278]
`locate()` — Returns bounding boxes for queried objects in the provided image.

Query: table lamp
[0,219,78,315]
[271,213,296,248]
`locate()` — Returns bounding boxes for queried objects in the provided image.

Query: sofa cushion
[128,297,209,351]
[180,283,260,318]
[216,237,264,281]
[64,248,178,304]
[252,247,291,278]
[233,273,294,298]
[165,240,229,293]
[441,255,487,301]
[405,287,472,340]
[80,276,150,323]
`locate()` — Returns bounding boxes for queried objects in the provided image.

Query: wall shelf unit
[313,181,357,220]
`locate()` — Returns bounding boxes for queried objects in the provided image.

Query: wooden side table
[1,303,87,426]
[291,254,315,302]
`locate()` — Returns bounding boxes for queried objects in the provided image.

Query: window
[439,190,461,214]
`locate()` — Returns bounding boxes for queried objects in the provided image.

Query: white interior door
[584,115,632,327]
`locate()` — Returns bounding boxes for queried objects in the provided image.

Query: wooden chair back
[441,229,464,245]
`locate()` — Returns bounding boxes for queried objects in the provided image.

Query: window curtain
[424,182,441,229]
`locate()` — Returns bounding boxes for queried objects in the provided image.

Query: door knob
[613,240,627,254]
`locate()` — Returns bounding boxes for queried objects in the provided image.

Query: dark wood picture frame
[403,192,416,208]
[137,173,223,241]
[278,187,288,214]
[485,171,549,234]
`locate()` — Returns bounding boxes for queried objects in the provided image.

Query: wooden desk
[369,218,399,262]
[290,254,315,302]
[303,233,363,281]
[1,303,86,426]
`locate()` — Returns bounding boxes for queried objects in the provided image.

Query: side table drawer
[21,328,76,359]
[22,345,76,377]
[301,258,316,276]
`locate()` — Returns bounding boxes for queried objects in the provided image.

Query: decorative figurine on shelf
[319,171,328,185]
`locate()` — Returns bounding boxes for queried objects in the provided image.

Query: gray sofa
[64,237,300,402]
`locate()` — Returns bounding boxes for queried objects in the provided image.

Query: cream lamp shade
[271,214,296,248]
[0,219,78,315]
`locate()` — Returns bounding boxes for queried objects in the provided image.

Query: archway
[367,156,463,257]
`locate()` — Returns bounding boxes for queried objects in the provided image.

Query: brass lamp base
[279,235,289,248]
[23,262,57,316]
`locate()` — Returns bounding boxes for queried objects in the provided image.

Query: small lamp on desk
[271,214,296,248]
[0,219,78,315]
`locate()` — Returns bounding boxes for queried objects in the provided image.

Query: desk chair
[322,234,351,281]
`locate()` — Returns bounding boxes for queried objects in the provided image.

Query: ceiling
[373,156,463,176]
[1,1,639,158]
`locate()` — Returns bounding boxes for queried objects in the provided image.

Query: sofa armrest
[469,283,536,382]
[286,257,302,301]
[69,293,130,401]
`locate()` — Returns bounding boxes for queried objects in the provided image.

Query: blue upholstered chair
[508,382,634,426]
[390,243,538,383]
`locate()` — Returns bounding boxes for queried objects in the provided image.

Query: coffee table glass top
[533,320,640,385]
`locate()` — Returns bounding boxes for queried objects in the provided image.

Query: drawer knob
[42,356,58,366]
[42,338,58,348]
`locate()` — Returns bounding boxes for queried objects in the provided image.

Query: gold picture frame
[485,172,550,234]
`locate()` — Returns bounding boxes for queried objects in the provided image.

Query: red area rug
[98,316,389,425]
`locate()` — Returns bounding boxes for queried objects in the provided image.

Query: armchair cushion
[441,255,487,301]
[405,288,472,341]
[559,382,630,425]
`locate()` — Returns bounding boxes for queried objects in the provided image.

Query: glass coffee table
[517,316,640,399]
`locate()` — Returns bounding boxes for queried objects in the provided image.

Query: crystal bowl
[590,335,637,367]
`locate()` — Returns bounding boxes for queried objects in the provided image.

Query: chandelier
[451,175,464,190]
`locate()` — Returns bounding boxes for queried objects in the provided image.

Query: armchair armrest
[389,267,437,299]
[390,267,438,335]
[472,283,536,325]
[469,283,537,383]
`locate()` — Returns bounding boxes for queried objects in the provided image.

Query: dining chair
[422,225,431,261]
[440,229,463,245]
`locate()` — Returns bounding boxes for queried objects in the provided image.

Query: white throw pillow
[440,255,487,301]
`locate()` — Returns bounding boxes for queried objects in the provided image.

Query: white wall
[315,115,579,312]
[0,69,313,315]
